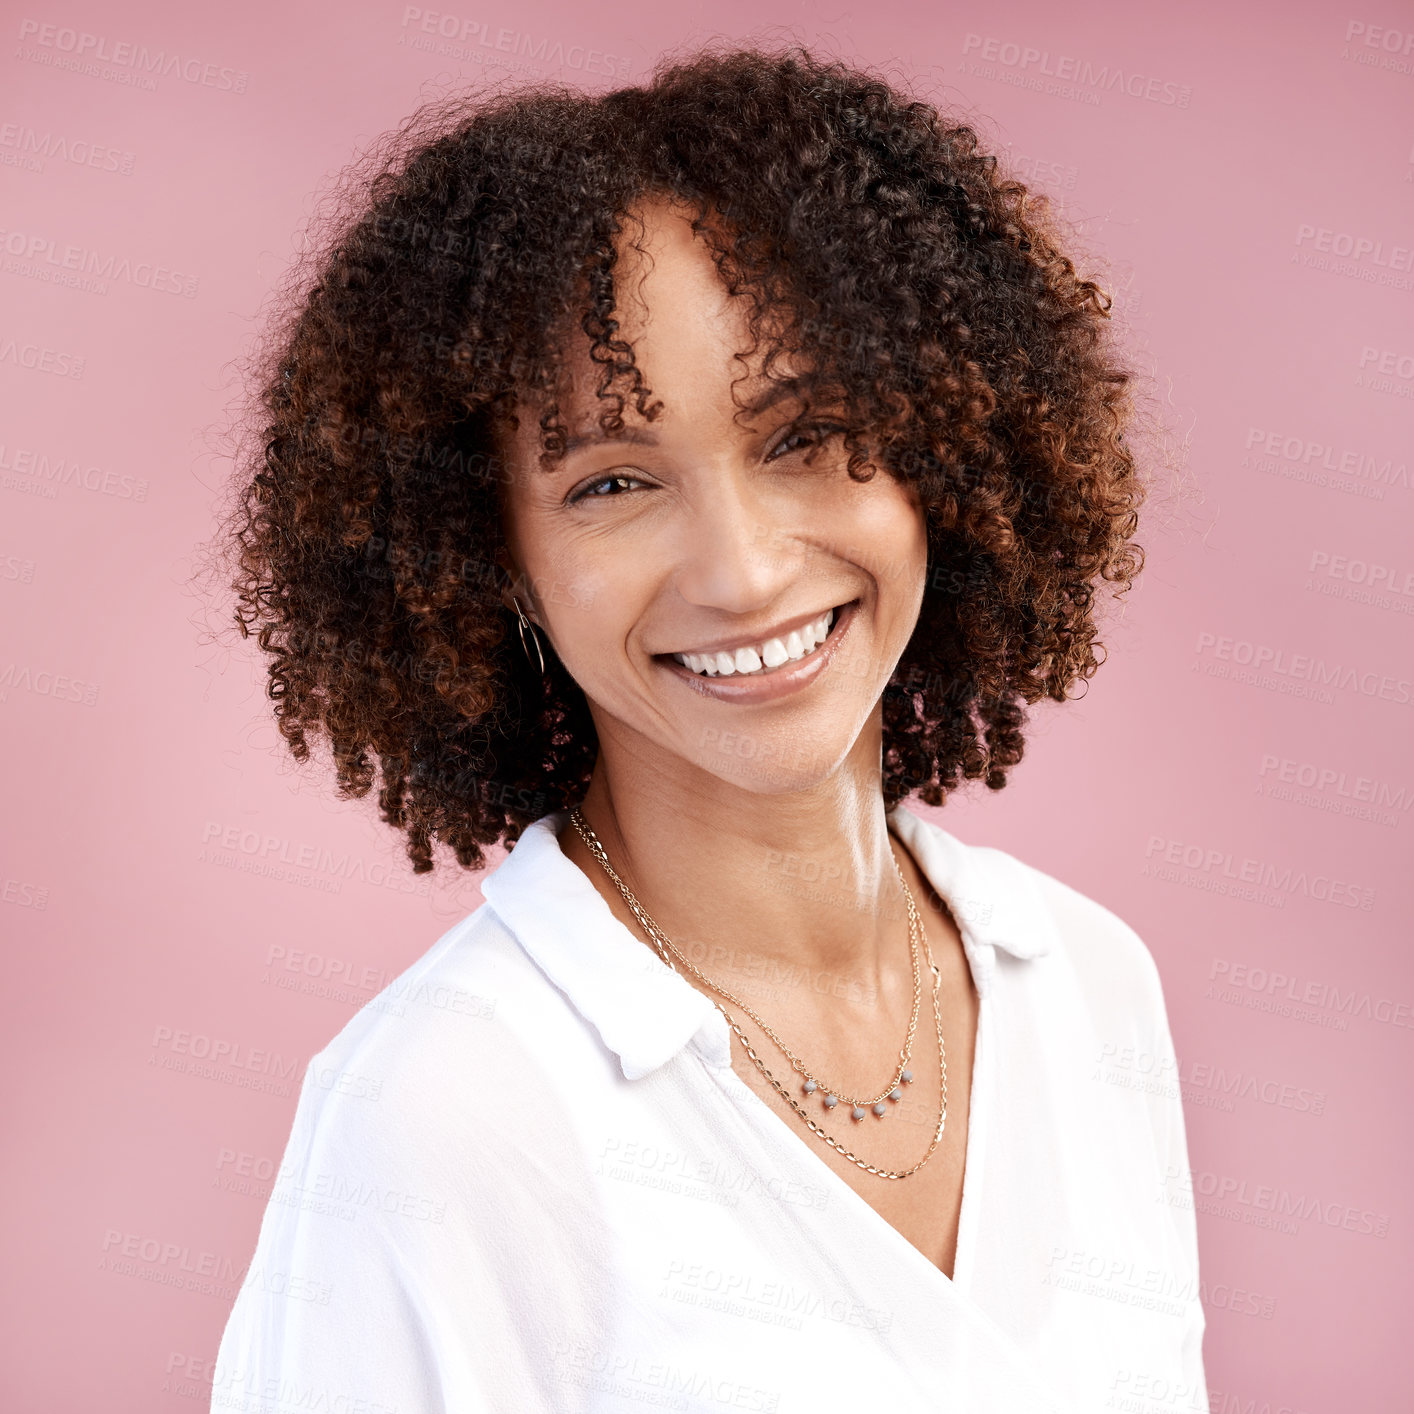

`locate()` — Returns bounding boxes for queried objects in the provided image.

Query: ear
[493,545,537,623]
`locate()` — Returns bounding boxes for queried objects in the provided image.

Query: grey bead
[900,1069,914,1083]
[872,1102,887,1117]
[823,1094,838,1108]
[889,1087,902,1101]
[803,1078,817,1093]
[851,1106,866,1121]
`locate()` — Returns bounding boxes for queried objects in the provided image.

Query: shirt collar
[883,803,1057,967]
[479,803,1054,1083]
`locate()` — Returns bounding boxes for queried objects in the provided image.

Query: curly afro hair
[215,42,1144,874]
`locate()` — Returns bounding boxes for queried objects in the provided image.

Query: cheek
[500,482,613,616]
[841,477,928,595]
[532,542,618,621]
[518,518,648,642]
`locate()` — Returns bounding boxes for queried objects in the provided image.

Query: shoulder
[216,902,610,1407]
[996,843,1173,1048]
[895,804,1170,1037]
[281,900,571,1188]
[1015,852,1165,1001]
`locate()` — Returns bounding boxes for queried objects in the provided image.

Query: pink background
[3,1,1411,1408]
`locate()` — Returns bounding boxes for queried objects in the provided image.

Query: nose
[669,466,804,614]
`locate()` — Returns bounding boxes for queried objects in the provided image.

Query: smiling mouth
[665,604,849,679]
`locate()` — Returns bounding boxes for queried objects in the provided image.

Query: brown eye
[769,423,845,461]
[568,474,648,504]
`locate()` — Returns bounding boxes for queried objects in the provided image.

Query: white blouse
[211,803,1206,1414]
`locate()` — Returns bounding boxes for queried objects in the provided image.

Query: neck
[567,708,914,1001]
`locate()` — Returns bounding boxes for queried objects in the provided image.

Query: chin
[688,711,872,797]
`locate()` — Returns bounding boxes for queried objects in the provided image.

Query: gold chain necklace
[570,807,949,1180]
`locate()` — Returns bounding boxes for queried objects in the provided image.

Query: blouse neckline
[478,802,1057,1085]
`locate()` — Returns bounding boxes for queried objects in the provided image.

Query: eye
[768,422,846,462]
[567,473,651,505]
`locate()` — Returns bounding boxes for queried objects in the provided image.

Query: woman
[212,45,1205,1414]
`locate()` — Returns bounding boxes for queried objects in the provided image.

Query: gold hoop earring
[510,596,546,676]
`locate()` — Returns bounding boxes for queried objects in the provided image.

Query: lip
[660,602,845,660]
[657,599,859,704]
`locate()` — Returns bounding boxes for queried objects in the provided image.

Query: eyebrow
[561,423,659,455]
[560,379,810,455]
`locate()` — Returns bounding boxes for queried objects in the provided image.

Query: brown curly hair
[212,42,1144,874]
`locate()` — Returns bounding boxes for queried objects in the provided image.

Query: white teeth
[671,608,837,679]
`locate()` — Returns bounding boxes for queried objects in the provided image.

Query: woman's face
[495,194,928,796]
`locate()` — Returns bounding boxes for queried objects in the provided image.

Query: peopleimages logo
[1308,550,1414,601]
[1344,20,1414,54]
[1259,753,1409,806]
[0,227,198,297]
[1294,224,1414,272]
[1208,958,1414,1032]
[1144,836,1375,911]
[1243,427,1409,493]
[14,19,249,92]
[396,8,631,79]
[0,123,136,175]
[1341,19,1414,75]
[1194,632,1413,707]
[960,33,1192,106]
[1162,1164,1390,1239]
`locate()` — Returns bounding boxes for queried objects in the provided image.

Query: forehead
[497,196,812,456]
